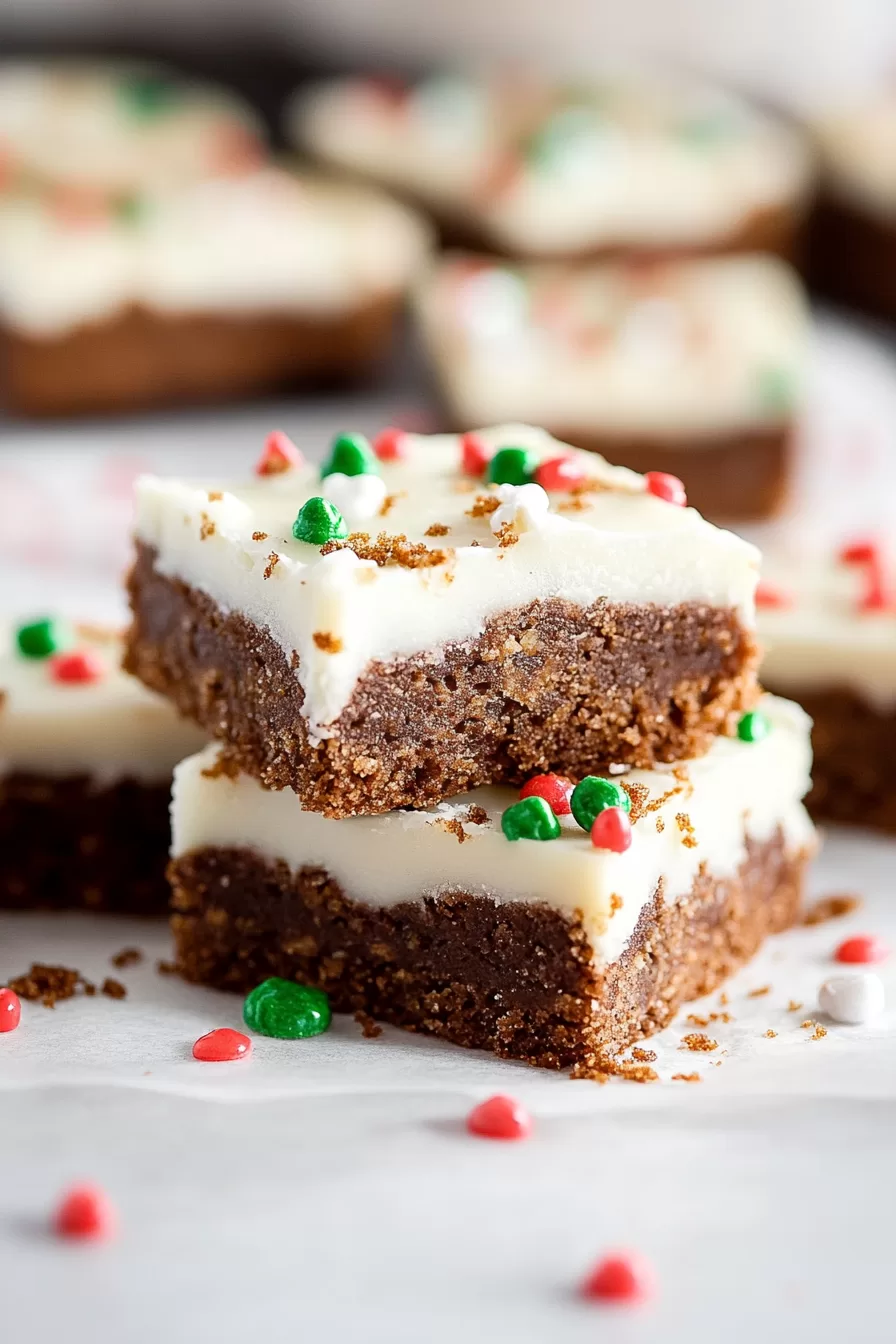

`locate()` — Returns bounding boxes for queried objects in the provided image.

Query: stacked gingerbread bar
[125,423,816,1069]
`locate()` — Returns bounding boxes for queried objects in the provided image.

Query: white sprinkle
[490,482,551,536]
[818,973,885,1025]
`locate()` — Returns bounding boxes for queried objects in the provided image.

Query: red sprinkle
[839,540,877,565]
[590,807,632,854]
[0,987,21,1032]
[535,456,586,492]
[835,935,889,965]
[644,472,687,508]
[839,538,891,612]
[51,184,111,227]
[50,649,105,685]
[255,430,303,477]
[373,426,409,461]
[54,1184,116,1241]
[581,1251,654,1305]
[460,432,491,477]
[755,581,794,610]
[192,1027,252,1062]
[520,773,573,816]
[466,1094,532,1141]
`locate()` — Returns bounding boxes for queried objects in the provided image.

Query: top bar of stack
[125,424,760,818]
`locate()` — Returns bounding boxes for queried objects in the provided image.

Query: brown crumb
[321,531,451,569]
[156,960,178,976]
[671,1072,701,1083]
[199,512,216,540]
[466,493,500,519]
[101,978,127,1001]
[111,947,143,970]
[207,491,223,502]
[748,985,771,998]
[609,892,623,915]
[800,1019,815,1029]
[685,1011,733,1027]
[313,631,343,654]
[438,817,469,843]
[675,812,698,848]
[719,992,729,1006]
[680,1033,719,1052]
[379,492,404,518]
[251,530,268,542]
[811,1024,828,1041]
[495,522,520,548]
[424,522,450,537]
[644,781,684,813]
[263,552,280,580]
[787,1000,803,1013]
[765,1029,778,1038]
[621,781,649,823]
[803,893,862,925]
[465,805,489,827]
[630,1047,657,1063]
[571,1051,658,1083]
[354,1009,383,1039]
[7,963,95,1007]
[200,751,241,781]
[655,816,665,833]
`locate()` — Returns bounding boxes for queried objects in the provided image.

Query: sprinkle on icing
[243,976,331,1038]
[519,773,572,816]
[321,432,379,480]
[501,795,561,841]
[590,806,633,852]
[737,710,770,743]
[50,649,105,684]
[373,426,410,461]
[16,618,70,660]
[486,445,537,486]
[255,429,303,476]
[644,471,687,508]
[292,497,348,546]
[571,776,632,832]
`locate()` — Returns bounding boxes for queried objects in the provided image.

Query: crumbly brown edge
[169,829,810,1070]
[0,772,173,914]
[125,541,760,817]
[0,293,400,418]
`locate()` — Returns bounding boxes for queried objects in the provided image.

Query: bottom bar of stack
[169,697,815,1070]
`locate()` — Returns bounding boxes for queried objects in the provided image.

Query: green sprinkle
[15,618,70,660]
[292,497,348,545]
[501,795,561,842]
[524,105,602,170]
[676,111,742,146]
[114,192,145,225]
[487,446,537,486]
[243,977,331,1039]
[118,75,180,120]
[321,433,379,480]
[737,710,770,744]
[570,776,631,832]
[756,366,795,415]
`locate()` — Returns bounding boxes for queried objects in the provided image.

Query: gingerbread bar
[808,91,896,320]
[125,423,762,818]
[0,619,205,912]
[757,541,896,831]
[0,169,430,417]
[416,252,808,522]
[291,70,815,263]
[169,695,815,1069]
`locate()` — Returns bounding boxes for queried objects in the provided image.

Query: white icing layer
[0,623,206,782]
[0,170,431,336]
[292,72,815,256]
[757,545,896,711]
[133,425,760,743]
[814,94,896,221]
[0,60,264,194]
[171,695,815,964]
[416,252,808,438]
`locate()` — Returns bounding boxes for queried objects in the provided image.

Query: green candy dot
[487,446,537,486]
[243,977,331,1039]
[756,366,795,415]
[118,75,179,120]
[293,497,348,545]
[15,617,70,660]
[570,776,631,832]
[321,433,379,480]
[115,192,145,225]
[501,795,561,842]
[737,710,770,744]
[524,105,602,170]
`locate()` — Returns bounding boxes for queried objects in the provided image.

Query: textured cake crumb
[465,805,489,826]
[251,530,268,541]
[207,491,223,502]
[610,893,623,914]
[680,1033,718,1052]
[787,999,803,1012]
[466,494,500,519]
[438,817,469,844]
[263,552,280,580]
[321,532,451,569]
[7,963,94,1007]
[201,752,241,781]
[425,522,450,537]
[199,513,216,540]
[672,1072,701,1083]
[748,985,771,998]
[156,959,178,976]
[354,1009,383,1039]
[495,523,520,548]
[765,1029,778,1038]
[101,977,127,1000]
[803,893,862,925]
[313,631,343,654]
[379,492,404,518]
[675,812,698,847]
[111,947,143,969]
[630,1047,657,1063]
[811,1024,828,1041]
[622,781,650,822]
[655,816,665,833]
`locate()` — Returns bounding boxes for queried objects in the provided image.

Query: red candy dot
[54,1184,116,1241]
[520,773,572,816]
[835,935,889,965]
[255,430,303,477]
[755,581,793,610]
[0,987,21,1032]
[535,456,586,492]
[839,540,878,565]
[644,471,687,507]
[50,649,105,685]
[839,539,891,612]
[590,807,632,853]
[460,432,490,477]
[373,426,409,461]
[466,1094,532,1141]
[192,1027,252,1062]
[581,1251,654,1305]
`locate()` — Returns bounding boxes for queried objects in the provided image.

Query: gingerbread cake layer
[1,295,399,419]
[169,696,815,1067]
[0,620,205,912]
[292,73,814,264]
[808,196,896,322]
[127,426,761,816]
